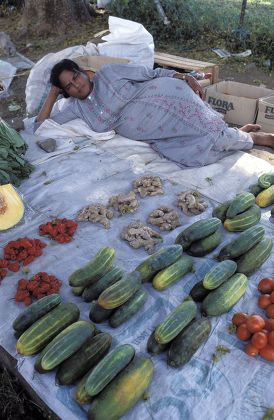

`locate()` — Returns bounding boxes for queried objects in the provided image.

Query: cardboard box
[205,81,274,127]
[256,95,274,133]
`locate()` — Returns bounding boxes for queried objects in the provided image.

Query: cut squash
[0,184,24,230]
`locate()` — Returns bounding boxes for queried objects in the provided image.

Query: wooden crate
[154,52,219,84]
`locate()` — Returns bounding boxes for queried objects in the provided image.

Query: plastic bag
[97,16,154,68]
[25,43,98,116]
[0,59,17,98]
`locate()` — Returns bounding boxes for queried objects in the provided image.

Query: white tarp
[0,125,273,420]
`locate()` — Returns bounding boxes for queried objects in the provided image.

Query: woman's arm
[36,85,61,123]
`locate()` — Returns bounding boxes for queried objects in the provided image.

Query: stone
[37,138,57,153]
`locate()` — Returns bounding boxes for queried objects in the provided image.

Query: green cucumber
[212,200,232,222]
[236,237,273,275]
[187,229,222,257]
[109,288,148,328]
[248,183,264,197]
[177,218,221,244]
[75,372,93,405]
[89,301,114,323]
[224,205,261,232]
[82,267,124,302]
[72,286,85,296]
[258,172,274,189]
[190,281,210,302]
[226,192,255,218]
[152,256,194,290]
[203,260,237,290]
[147,329,170,355]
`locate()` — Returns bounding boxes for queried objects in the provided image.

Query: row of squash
[13,294,154,420]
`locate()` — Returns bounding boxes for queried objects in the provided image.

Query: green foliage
[109,0,274,59]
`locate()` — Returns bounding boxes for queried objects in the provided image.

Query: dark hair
[50,59,81,98]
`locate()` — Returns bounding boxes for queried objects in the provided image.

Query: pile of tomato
[15,272,62,306]
[39,218,78,243]
[233,277,274,361]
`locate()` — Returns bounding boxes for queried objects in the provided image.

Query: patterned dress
[36,63,253,167]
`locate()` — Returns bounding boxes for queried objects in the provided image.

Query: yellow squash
[0,184,24,230]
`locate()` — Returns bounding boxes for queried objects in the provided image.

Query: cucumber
[168,318,211,367]
[212,200,232,222]
[82,267,124,302]
[248,183,264,197]
[16,303,80,356]
[85,344,135,396]
[87,356,154,420]
[224,205,261,232]
[154,298,197,344]
[218,225,265,260]
[258,172,274,189]
[135,245,183,282]
[255,185,274,208]
[202,273,248,316]
[187,229,222,257]
[98,271,142,309]
[12,294,61,334]
[109,288,148,328]
[190,281,210,302]
[152,256,194,290]
[89,301,114,323]
[72,286,85,296]
[147,329,170,355]
[236,237,273,275]
[177,218,221,244]
[69,247,115,288]
[226,192,255,218]
[75,372,93,404]
[35,321,95,372]
[203,260,237,290]
[56,332,112,385]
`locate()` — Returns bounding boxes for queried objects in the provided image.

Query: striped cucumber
[35,321,95,372]
[212,200,232,222]
[218,225,265,260]
[226,192,255,218]
[248,183,264,197]
[258,172,274,189]
[69,247,115,288]
[56,332,112,385]
[85,344,135,397]
[187,229,222,257]
[152,256,194,290]
[202,273,248,316]
[109,288,148,328]
[72,286,85,296]
[154,298,197,344]
[190,281,210,302]
[236,237,273,275]
[12,294,61,334]
[75,372,93,404]
[98,271,142,309]
[203,260,237,290]
[224,205,261,232]
[168,318,211,367]
[82,267,124,302]
[255,185,274,208]
[135,245,182,282]
[177,218,221,244]
[89,301,114,323]
[16,303,80,356]
[147,329,170,355]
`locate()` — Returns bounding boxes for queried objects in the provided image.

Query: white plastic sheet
[0,59,17,98]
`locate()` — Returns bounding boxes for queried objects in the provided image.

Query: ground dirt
[0,8,273,420]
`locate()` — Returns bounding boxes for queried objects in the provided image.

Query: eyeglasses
[64,71,81,91]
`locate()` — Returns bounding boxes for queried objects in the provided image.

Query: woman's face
[59,69,92,99]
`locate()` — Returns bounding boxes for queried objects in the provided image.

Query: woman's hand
[173,73,205,100]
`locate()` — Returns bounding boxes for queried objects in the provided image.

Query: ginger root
[121,220,163,253]
[77,203,113,229]
[148,206,180,231]
[108,191,139,215]
[177,191,208,216]
[133,175,164,197]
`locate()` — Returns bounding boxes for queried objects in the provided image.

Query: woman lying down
[35,59,274,167]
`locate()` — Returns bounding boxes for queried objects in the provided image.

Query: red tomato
[246,315,265,333]
[236,324,251,341]
[245,343,259,357]
[232,312,248,326]
[270,291,274,304]
[266,304,274,319]
[251,331,268,349]
[258,294,271,309]
[259,345,274,361]
[265,319,274,331]
[258,278,274,294]
[268,331,274,347]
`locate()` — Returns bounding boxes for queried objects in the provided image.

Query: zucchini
[69,247,115,288]
[212,200,231,222]
[236,237,273,275]
[98,271,142,309]
[258,172,274,189]
[177,218,221,244]
[224,205,261,232]
[203,260,237,290]
[168,318,211,367]
[16,302,80,356]
[12,294,61,334]
[218,225,265,260]
[135,245,182,282]
[82,267,124,302]
[89,301,114,323]
[87,356,154,420]
[255,185,274,208]
[248,183,263,197]
[226,192,255,218]
[152,256,193,290]
[85,344,135,396]
[56,332,112,385]
[187,229,222,257]
[147,329,170,355]
[35,320,95,372]
[154,298,197,344]
[109,288,148,328]
[202,273,248,316]
[190,281,210,302]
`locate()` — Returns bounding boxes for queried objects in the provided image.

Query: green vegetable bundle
[0,118,34,186]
